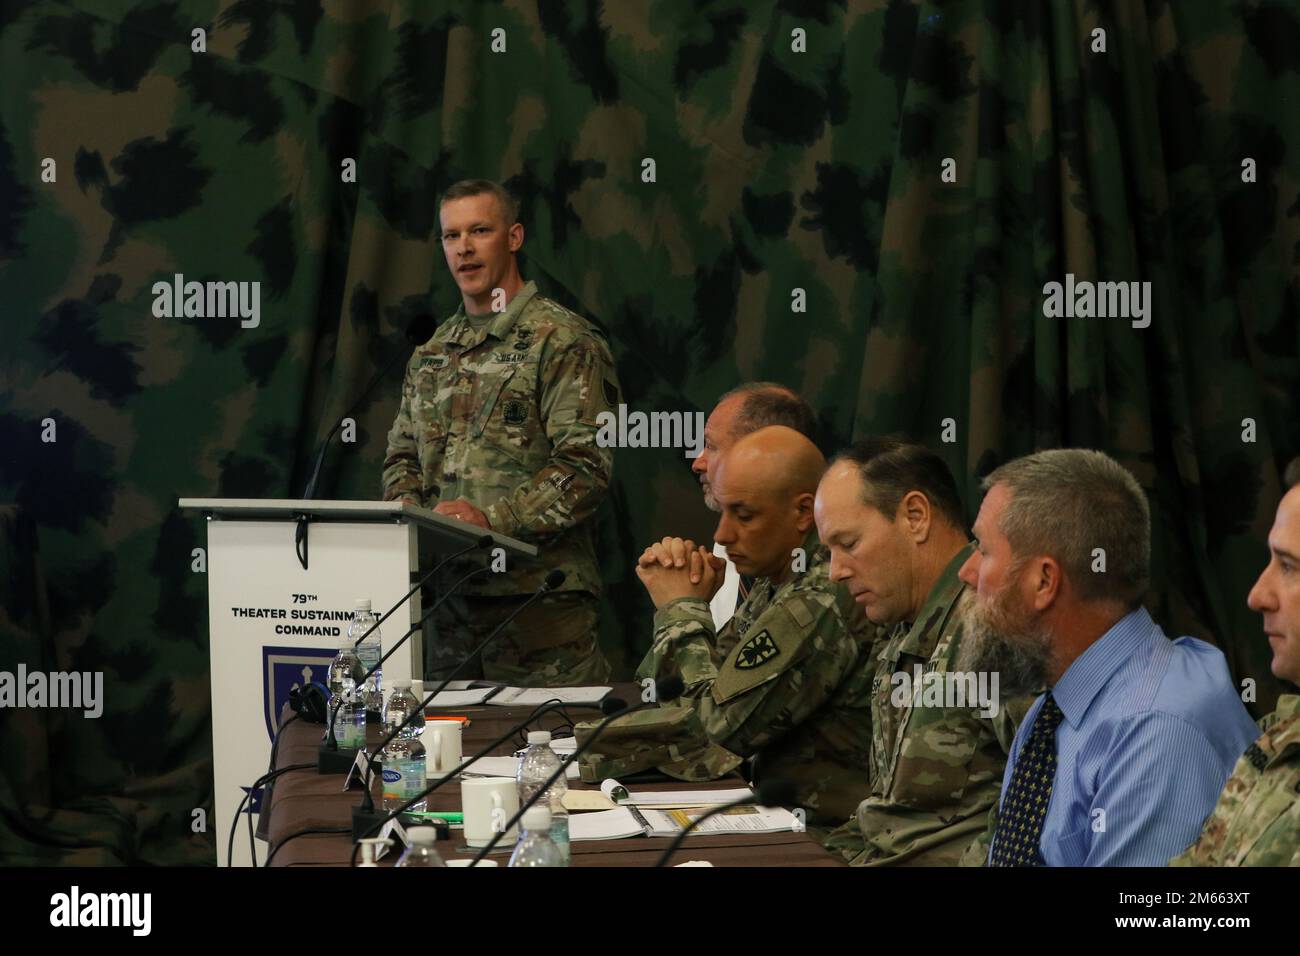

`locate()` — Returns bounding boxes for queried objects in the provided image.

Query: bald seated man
[634,426,879,828]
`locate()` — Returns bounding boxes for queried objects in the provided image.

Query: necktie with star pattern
[989,692,1064,866]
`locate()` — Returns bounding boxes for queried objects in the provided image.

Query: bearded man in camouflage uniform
[1172,457,1300,867]
[633,426,878,830]
[816,438,1029,865]
[382,179,619,685]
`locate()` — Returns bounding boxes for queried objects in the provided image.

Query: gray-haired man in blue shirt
[956,448,1258,866]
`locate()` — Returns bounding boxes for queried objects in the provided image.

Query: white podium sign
[206,519,414,867]
[181,498,536,867]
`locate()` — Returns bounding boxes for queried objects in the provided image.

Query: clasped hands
[634,536,727,609]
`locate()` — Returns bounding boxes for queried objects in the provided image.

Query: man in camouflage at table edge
[633,426,879,831]
[1171,457,1300,867]
[382,179,618,686]
[816,438,1031,865]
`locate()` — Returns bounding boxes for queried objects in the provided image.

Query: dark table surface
[261,683,843,867]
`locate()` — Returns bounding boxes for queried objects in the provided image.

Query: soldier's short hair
[833,437,966,533]
[1285,457,1300,489]
[718,382,817,442]
[982,449,1150,610]
[439,179,520,226]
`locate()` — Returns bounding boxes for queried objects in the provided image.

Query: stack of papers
[421,687,497,707]
[485,686,612,707]
[637,805,799,837]
[569,807,646,842]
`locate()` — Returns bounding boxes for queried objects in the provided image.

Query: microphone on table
[653,778,799,868]
[349,697,586,865]
[320,561,492,773]
[349,570,567,840]
[469,673,686,864]
[323,533,494,759]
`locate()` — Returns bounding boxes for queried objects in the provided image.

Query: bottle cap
[527,730,552,746]
[354,598,372,611]
[522,806,552,830]
[408,826,437,846]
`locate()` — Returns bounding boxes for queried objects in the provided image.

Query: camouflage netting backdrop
[1,0,1296,864]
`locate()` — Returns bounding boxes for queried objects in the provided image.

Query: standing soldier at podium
[382,179,620,686]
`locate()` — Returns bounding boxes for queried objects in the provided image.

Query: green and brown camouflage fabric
[1,1,1294,864]
[823,544,1032,865]
[1170,694,1300,866]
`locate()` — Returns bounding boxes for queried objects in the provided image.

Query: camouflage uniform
[1169,694,1300,867]
[823,544,1030,865]
[634,532,878,828]
[382,280,620,685]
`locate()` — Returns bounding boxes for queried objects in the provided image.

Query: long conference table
[260,683,844,867]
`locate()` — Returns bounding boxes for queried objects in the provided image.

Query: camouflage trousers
[424,590,611,686]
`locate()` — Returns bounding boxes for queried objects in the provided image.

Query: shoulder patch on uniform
[734,630,780,670]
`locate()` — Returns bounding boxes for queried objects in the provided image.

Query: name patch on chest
[491,351,528,364]
[416,355,449,371]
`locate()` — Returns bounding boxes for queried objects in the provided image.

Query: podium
[178,498,536,866]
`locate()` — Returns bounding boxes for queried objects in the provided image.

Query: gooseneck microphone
[653,778,799,867]
[348,697,591,865]
[322,534,495,758]
[468,673,687,864]
[348,570,567,839]
[295,313,437,570]
[301,313,436,502]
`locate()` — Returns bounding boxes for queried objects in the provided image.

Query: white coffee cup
[446,858,499,867]
[461,777,518,848]
[423,718,462,776]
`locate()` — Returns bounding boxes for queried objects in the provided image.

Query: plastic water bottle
[380,682,427,813]
[394,826,446,867]
[507,806,565,867]
[516,730,570,864]
[327,642,364,749]
[349,599,383,714]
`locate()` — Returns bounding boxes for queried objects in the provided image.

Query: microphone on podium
[294,313,437,569]
[468,673,687,864]
[301,313,436,502]
[653,778,799,867]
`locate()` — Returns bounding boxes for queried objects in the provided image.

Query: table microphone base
[317,743,359,774]
[352,807,442,843]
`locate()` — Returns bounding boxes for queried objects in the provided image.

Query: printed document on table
[639,805,798,838]
[485,686,612,707]
[568,807,647,842]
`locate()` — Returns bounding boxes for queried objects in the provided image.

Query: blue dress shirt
[991,607,1258,866]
